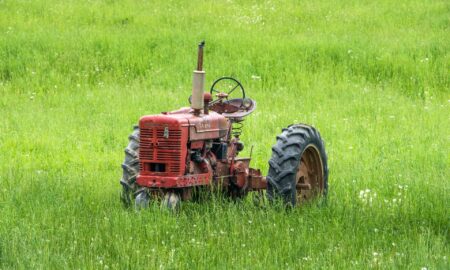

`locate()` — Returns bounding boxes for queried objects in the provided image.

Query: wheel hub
[296,145,324,202]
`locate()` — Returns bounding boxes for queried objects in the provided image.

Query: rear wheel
[266,124,328,207]
[120,126,140,207]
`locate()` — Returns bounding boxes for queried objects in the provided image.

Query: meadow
[0,0,449,269]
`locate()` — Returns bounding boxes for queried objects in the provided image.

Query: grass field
[0,0,449,269]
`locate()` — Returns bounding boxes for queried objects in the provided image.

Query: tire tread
[267,124,328,206]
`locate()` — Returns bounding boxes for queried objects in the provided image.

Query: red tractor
[120,42,328,209]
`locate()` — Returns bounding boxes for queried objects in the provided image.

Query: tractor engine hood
[139,107,229,141]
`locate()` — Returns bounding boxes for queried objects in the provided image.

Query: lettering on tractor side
[119,41,329,210]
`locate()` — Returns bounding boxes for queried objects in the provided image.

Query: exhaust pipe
[191,41,205,116]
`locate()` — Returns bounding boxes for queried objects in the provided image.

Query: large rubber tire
[266,124,328,207]
[120,126,140,207]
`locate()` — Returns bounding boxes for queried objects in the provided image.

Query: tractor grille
[139,125,183,174]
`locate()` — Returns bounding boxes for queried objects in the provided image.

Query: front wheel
[162,191,181,211]
[266,124,328,207]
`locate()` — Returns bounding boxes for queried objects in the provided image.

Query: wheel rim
[135,191,150,209]
[163,191,180,211]
[295,144,324,202]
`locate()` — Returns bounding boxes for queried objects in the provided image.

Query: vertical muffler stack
[191,41,205,115]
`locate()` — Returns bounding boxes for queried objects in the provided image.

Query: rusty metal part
[188,113,229,140]
[248,168,266,190]
[230,120,244,138]
[233,159,250,189]
[203,92,212,114]
[137,172,212,188]
[203,92,212,102]
[197,41,205,71]
[190,140,204,149]
[209,100,239,114]
[192,109,201,116]
[209,98,257,119]
[216,92,229,99]
[213,161,231,184]
[295,145,324,202]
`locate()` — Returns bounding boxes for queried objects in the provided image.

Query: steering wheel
[210,77,245,107]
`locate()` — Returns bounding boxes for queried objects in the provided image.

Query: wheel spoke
[208,99,219,105]
[211,88,219,93]
[227,83,240,95]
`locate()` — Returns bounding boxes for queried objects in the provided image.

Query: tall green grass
[0,0,449,268]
